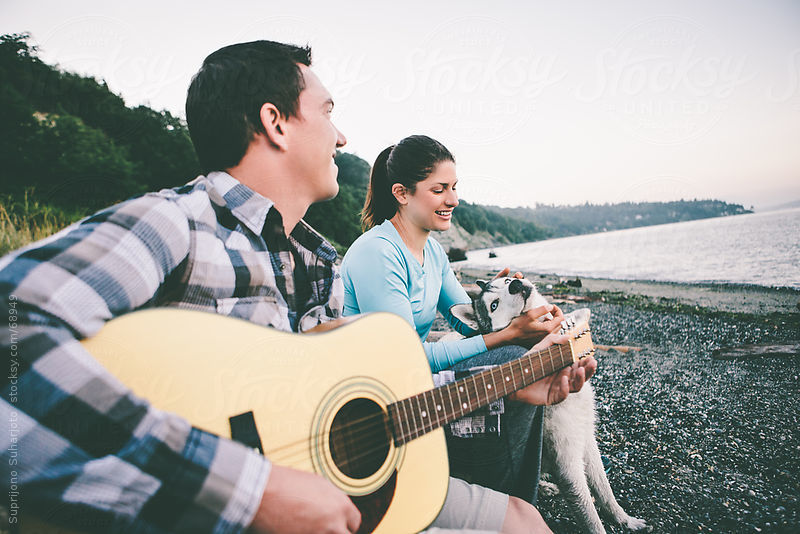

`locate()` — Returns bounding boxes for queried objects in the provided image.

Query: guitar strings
[266,371,590,471]
[267,420,391,469]
[260,345,584,470]
[271,336,594,470]
[259,342,572,461]
[265,359,568,470]
[251,323,588,465]
[260,342,579,464]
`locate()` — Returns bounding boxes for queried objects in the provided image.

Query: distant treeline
[490,200,751,237]
[0,32,749,256]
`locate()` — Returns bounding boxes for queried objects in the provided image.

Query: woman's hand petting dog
[502,304,566,348]
[492,266,524,280]
[509,332,598,406]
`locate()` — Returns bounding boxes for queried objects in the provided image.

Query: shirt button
[280,263,288,272]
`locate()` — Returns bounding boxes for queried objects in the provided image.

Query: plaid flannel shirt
[1,171,343,533]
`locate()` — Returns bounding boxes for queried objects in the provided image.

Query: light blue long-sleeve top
[341,219,487,372]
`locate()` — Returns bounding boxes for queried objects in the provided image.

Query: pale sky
[2,0,799,210]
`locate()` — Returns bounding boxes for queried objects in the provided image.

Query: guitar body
[26,310,448,533]
[22,308,596,534]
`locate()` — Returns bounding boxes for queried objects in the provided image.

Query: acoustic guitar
[23,309,594,533]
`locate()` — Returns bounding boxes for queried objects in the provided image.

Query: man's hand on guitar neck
[509,332,598,406]
[248,465,361,534]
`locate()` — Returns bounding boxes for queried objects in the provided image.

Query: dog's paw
[538,480,560,496]
[622,516,650,531]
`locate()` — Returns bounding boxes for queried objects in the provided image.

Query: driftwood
[550,295,592,304]
[711,344,800,360]
[595,344,643,353]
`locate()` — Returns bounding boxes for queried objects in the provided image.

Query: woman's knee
[501,496,552,534]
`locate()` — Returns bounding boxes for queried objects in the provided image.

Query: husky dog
[449,277,649,534]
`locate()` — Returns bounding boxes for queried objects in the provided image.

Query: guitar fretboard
[388,340,586,445]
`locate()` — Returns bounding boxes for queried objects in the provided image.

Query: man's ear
[259,103,289,151]
[449,303,479,331]
[391,183,409,205]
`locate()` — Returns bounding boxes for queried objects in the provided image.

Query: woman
[340,135,575,504]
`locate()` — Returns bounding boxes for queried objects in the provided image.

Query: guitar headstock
[559,308,595,363]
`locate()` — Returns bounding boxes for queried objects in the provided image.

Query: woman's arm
[343,239,486,372]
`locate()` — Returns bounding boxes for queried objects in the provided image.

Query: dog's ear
[475,280,488,291]
[464,284,482,299]
[449,303,480,331]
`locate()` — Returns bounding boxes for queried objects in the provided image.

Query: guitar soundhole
[329,398,391,480]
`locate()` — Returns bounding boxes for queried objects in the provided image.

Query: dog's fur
[449,277,649,534]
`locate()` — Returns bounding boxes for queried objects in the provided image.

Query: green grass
[0,191,88,256]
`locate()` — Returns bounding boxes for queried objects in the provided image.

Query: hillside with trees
[0,33,198,210]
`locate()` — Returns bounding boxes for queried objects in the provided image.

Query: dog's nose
[508,279,523,294]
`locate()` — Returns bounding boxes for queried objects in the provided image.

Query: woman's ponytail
[361,145,396,230]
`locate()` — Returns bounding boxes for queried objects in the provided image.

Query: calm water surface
[464,208,800,289]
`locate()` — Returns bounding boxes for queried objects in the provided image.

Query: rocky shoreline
[444,266,800,533]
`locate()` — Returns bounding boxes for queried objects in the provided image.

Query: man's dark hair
[186,40,312,173]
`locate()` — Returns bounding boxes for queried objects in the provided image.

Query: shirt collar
[205,171,338,263]
[291,219,338,263]
[206,171,273,235]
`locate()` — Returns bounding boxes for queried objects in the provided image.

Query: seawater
[464,208,800,289]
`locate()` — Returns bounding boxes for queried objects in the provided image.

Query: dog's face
[450,277,549,334]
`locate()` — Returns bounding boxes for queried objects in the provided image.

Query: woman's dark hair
[361,135,455,230]
[186,40,312,174]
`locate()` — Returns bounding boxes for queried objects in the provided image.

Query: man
[0,40,595,533]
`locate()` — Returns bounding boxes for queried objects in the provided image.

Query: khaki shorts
[422,477,508,533]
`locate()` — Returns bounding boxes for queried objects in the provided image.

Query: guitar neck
[389,337,593,446]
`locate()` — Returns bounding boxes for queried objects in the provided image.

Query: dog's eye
[490,300,499,312]
[504,278,511,284]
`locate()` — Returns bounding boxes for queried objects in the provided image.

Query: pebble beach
[447,267,800,533]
